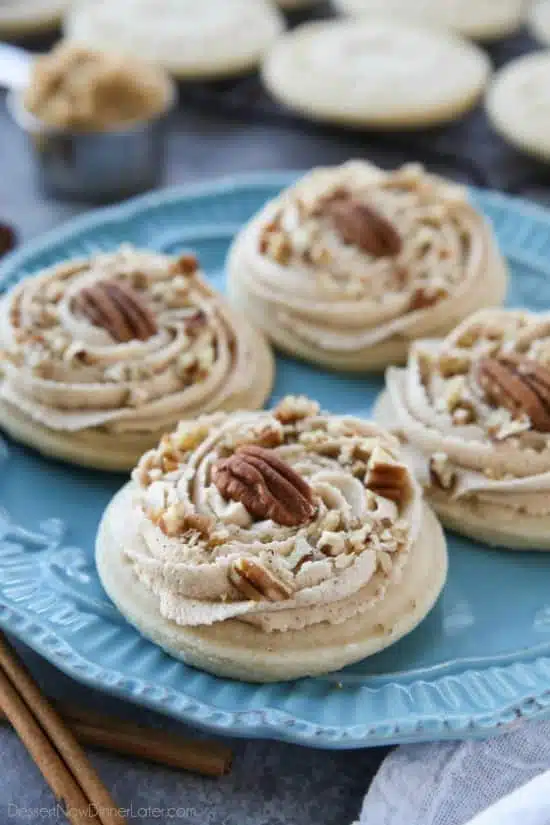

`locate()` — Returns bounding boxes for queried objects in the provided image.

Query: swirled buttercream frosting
[228,161,508,371]
[381,309,550,544]
[126,395,423,632]
[0,246,273,468]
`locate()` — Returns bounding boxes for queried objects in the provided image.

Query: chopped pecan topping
[229,557,292,601]
[173,253,199,275]
[73,279,158,342]
[185,310,207,334]
[274,395,320,424]
[155,503,212,538]
[438,352,471,378]
[212,444,317,527]
[365,445,410,505]
[477,356,550,432]
[452,403,477,426]
[429,452,456,491]
[320,190,402,258]
[261,231,292,265]
[409,286,447,312]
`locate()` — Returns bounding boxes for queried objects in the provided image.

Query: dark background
[3,2,550,242]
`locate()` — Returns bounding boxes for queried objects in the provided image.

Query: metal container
[7,87,174,203]
[0,42,175,203]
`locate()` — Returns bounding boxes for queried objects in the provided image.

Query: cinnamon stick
[0,634,125,825]
[62,706,233,777]
[0,699,233,777]
[0,667,101,825]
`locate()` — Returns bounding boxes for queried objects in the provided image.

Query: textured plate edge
[4,600,550,749]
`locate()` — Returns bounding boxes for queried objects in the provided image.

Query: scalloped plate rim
[2,173,550,747]
[3,601,550,749]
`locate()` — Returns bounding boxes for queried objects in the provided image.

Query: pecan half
[229,558,292,601]
[212,445,317,527]
[477,356,550,432]
[365,445,410,505]
[73,279,158,342]
[319,190,402,258]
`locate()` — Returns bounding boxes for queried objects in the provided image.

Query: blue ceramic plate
[2,174,550,749]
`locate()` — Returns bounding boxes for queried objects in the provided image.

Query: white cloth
[358,722,550,825]
[468,772,550,825]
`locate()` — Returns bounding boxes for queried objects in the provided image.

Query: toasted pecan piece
[229,558,292,602]
[477,355,550,432]
[365,445,410,505]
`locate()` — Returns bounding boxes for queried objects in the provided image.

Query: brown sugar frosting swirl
[127,396,423,633]
[383,309,550,519]
[228,161,508,370]
[0,246,273,465]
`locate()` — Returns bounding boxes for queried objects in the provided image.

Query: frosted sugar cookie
[0,247,273,471]
[0,1,69,36]
[333,0,524,41]
[262,19,491,128]
[97,396,447,682]
[228,161,508,371]
[376,310,550,550]
[487,52,550,161]
[65,0,284,79]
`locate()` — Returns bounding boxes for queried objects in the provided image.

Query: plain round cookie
[528,1,550,44]
[486,52,550,161]
[65,0,284,80]
[0,324,274,473]
[262,20,491,129]
[333,0,525,41]
[0,0,68,36]
[96,483,448,682]
[374,390,550,551]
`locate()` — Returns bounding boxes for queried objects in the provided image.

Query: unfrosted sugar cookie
[262,20,491,128]
[333,0,524,41]
[376,309,550,550]
[0,0,70,36]
[528,1,550,44]
[228,161,508,372]
[487,53,550,161]
[0,247,273,471]
[65,0,284,79]
[96,396,447,682]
